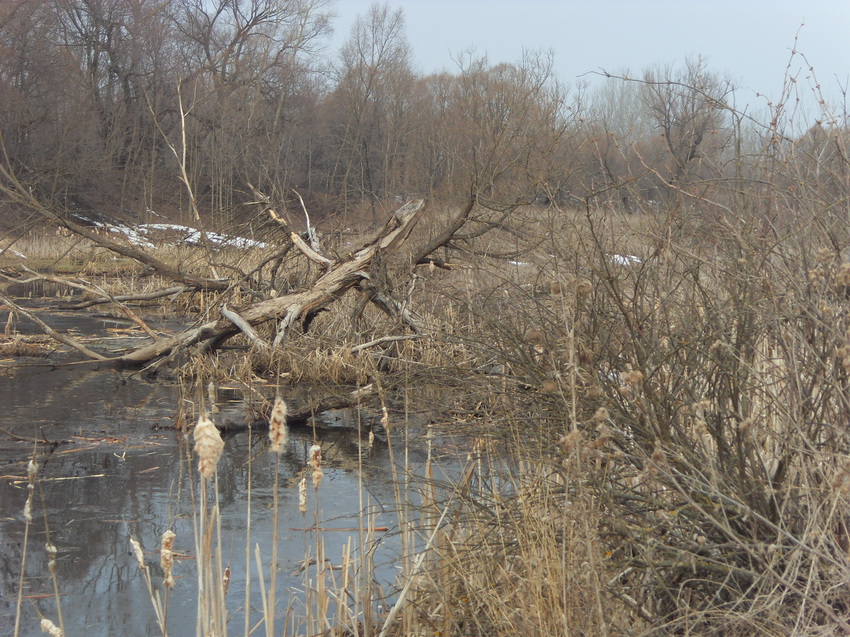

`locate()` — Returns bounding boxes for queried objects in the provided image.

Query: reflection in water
[0,364,441,637]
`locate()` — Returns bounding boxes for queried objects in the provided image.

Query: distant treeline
[0,0,845,224]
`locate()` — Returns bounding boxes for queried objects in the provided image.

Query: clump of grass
[0,335,52,357]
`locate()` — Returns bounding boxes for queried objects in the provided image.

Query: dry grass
[0,334,52,357]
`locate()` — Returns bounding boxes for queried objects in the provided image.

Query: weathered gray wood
[110,199,425,366]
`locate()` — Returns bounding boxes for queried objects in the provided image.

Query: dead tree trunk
[104,199,425,367]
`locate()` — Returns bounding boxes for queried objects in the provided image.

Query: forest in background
[1,0,844,233]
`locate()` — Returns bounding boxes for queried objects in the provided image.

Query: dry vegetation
[8,194,850,635]
[3,1,850,634]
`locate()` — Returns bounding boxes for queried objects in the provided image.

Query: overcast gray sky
[330,1,850,109]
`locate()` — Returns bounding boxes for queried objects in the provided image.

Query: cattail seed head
[622,370,644,387]
[160,530,176,588]
[40,618,62,636]
[558,430,583,453]
[24,457,38,522]
[298,476,308,514]
[194,414,224,479]
[45,543,57,574]
[222,566,231,596]
[130,537,145,570]
[207,382,219,414]
[540,379,558,393]
[308,444,323,489]
[268,397,288,454]
[619,369,644,397]
[586,385,603,400]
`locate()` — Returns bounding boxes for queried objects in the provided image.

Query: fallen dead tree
[2,199,426,368]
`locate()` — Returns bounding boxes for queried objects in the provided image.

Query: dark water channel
[0,305,449,636]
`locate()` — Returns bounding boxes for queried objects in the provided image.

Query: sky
[329,0,850,110]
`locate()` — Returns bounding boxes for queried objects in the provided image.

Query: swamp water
[0,305,459,636]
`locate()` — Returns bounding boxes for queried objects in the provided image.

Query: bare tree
[640,57,735,192]
[169,0,332,217]
[330,2,414,220]
[409,50,575,267]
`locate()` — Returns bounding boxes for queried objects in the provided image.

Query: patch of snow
[101,223,268,250]
[610,254,642,266]
[106,225,156,249]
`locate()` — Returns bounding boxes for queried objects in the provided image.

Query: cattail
[222,566,231,596]
[308,444,323,489]
[130,537,145,570]
[540,378,558,393]
[622,369,644,388]
[619,369,644,397]
[268,397,288,454]
[558,430,583,453]
[194,414,224,479]
[207,382,219,414]
[23,457,37,522]
[586,385,604,400]
[160,530,176,589]
[45,543,57,575]
[40,618,62,636]
[298,476,308,514]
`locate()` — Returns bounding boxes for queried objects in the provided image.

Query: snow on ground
[85,220,268,250]
[104,225,156,249]
[140,224,268,249]
[609,254,642,266]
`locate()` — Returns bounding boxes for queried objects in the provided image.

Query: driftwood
[75,199,426,367]
[70,285,191,309]
[216,384,376,434]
